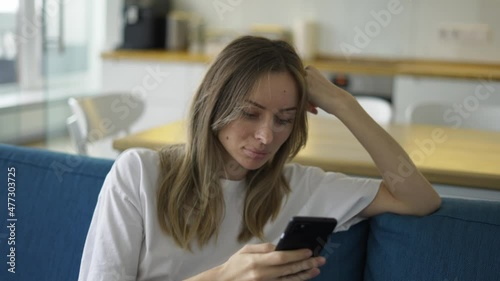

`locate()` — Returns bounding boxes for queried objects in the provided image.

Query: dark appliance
[121,0,171,49]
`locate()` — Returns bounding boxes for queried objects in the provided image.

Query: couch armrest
[0,144,113,281]
[365,197,500,281]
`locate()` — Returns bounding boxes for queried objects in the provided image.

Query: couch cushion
[0,144,113,281]
[313,220,369,281]
[365,197,500,281]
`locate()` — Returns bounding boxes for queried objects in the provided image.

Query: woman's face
[218,72,299,180]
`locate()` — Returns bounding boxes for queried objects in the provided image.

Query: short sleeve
[78,150,146,281]
[284,163,381,232]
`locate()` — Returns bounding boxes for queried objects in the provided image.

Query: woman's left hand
[304,65,359,119]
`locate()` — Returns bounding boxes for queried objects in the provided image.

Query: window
[0,0,98,95]
[0,1,19,89]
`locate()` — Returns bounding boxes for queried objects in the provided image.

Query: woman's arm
[78,151,144,281]
[305,66,441,217]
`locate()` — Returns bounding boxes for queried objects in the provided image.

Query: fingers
[239,244,313,267]
[307,103,318,114]
[304,65,319,74]
[304,65,330,113]
[305,65,318,71]
[239,243,276,254]
[304,66,324,83]
[280,267,321,280]
[242,244,321,268]
[264,248,313,266]
[226,244,326,281]
[272,256,326,280]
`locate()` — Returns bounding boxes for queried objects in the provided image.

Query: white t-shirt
[78,148,380,281]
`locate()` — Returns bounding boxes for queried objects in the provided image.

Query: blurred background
[1,0,499,157]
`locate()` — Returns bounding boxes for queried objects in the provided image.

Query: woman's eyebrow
[245,100,297,112]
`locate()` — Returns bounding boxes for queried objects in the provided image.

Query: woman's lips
[243,148,269,160]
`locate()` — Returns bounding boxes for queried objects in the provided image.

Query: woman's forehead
[248,72,298,104]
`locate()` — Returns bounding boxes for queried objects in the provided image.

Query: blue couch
[1,143,499,281]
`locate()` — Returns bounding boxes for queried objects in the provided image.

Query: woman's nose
[255,120,274,144]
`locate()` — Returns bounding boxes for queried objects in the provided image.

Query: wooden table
[113,117,500,190]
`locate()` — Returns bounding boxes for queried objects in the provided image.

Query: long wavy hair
[157,36,309,250]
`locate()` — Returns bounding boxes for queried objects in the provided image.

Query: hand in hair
[306,101,319,115]
[304,65,358,119]
[184,243,326,281]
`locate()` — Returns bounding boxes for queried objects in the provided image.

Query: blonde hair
[157,36,308,250]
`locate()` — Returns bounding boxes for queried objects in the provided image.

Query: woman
[78,36,441,281]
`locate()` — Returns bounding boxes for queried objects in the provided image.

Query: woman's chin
[240,159,268,171]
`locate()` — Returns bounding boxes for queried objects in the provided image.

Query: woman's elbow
[414,194,442,216]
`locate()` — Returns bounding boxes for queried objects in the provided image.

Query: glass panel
[0,0,98,152]
[0,1,19,93]
[42,0,98,153]
[42,0,89,79]
[0,2,21,146]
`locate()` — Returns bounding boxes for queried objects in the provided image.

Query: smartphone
[275,216,337,257]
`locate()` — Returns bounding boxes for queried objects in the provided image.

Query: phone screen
[275,216,337,257]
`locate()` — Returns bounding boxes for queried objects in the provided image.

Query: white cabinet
[103,60,207,132]
[102,60,207,132]
[393,75,500,124]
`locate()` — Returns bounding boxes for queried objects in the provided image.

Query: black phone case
[275,216,337,257]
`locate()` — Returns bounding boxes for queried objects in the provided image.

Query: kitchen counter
[102,50,500,80]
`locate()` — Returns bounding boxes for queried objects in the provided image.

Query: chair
[66,93,145,157]
[406,102,500,131]
[316,96,393,124]
[356,96,393,124]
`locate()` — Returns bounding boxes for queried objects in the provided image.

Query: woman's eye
[242,111,258,119]
[275,117,293,125]
[241,110,293,125]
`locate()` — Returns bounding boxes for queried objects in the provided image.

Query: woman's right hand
[214,243,326,281]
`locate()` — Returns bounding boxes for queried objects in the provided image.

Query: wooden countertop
[102,50,500,80]
[113,117,500,190]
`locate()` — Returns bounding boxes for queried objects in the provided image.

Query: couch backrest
[365,197,500,281]
[0,144,113,281]
[7,145,499,281]
[313,220,370,281]
[0,144,374,281]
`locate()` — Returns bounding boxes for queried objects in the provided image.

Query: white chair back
[356,96,393,124]
[67,93,145,156]
[406,102,500,131]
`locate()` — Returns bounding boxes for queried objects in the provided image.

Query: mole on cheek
[226,136,229,140]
